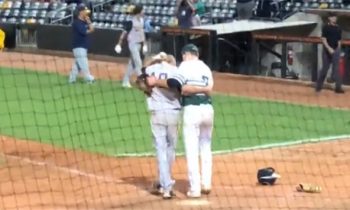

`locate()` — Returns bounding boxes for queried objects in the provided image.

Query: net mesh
[0,50,350,210]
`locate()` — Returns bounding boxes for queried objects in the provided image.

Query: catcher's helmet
[257,167,281,185]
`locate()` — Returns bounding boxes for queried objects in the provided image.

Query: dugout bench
[251,33,350,84]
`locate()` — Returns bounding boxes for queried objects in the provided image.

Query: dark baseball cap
[77,4,91,13]
[181,44,199,55]
[328,12,336,18]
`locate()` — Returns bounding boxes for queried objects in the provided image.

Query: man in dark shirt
[237,0,255,20]
[176,0,195,28]
[68,4,95,84]
[316,13,344,93]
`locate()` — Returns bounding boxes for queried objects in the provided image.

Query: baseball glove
[135,73,152,96]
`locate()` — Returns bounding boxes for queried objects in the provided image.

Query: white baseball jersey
[174,59,213,106]
[145,62,181,111]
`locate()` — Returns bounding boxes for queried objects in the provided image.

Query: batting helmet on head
[257,167,281,185]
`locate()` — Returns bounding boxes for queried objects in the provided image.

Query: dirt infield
[0,51,350,209]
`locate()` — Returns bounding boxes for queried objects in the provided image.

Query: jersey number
[151,72,168,80]
[202,76,209,86]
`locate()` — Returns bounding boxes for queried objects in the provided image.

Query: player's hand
[85,16,92,24]
[142,44,148,54]
[146,75,157,87]
[328,48,335,55]
[115,44,122,54]
[181,85,192,96]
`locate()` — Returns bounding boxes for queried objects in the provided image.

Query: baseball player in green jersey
[147,44,214,198]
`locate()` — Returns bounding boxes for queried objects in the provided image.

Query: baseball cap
[77,4,91,13]
[181,44,199,55]
[328,12,336,18]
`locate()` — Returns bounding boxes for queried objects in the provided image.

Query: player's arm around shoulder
[181,66,214,96]
[181,83,213,96]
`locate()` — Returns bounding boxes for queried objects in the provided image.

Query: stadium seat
[104,12,113,22]
[37,18,45,24]
[112,4,121,13]
[39,2,49,10]
[21,10,29,18]
[47,11,57,19]
[23,2,30,10]
[8,17,16,23]
[30,2,40,10]
[118,14,126,22]
[12,1,22,10]
[49,2,58,11]
[38,10,47,19]
[111,13,118,23]
[160,6,169,16]
[0,18,7,23]
[98,12,106,21]
[57,3,68,10]
[10,9,20,18]
[3,9,10,17]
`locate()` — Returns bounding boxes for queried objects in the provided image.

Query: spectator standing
[316,12,345,94]
[192,0,205,26]
[68,4,95,84]
[176,0,195,28]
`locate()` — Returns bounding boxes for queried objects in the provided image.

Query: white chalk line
[2,154,124,184]
[113,134,350,157]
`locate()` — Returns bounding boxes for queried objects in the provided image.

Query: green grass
[0,67,350,156]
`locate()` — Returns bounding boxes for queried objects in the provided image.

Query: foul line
[113,134,350,157]
[2,154,124,184]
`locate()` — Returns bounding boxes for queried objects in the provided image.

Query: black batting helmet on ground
[257,167,281,185]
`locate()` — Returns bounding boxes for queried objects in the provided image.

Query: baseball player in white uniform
[140,53,181,199]
[147,44,214,198]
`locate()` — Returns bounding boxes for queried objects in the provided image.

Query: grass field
[1,67,350,156]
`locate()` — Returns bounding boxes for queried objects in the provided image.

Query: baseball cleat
[201,188,211,195]
[150,181,163,195]
[122,82,132,88]
[162,190,175,200]
[186,190,201,198]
